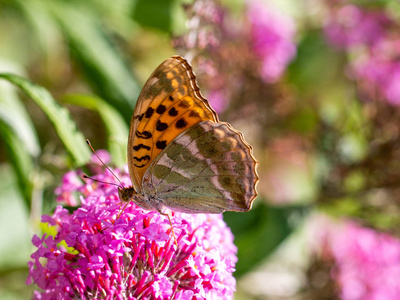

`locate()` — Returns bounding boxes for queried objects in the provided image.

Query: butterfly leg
[159,211,178,246]
[117,200,131,219]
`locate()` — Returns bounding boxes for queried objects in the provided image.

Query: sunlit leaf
[0,164,32,270]
[0,120,34,207]
[62,94,129,167]
[0,73,40,157]
[0,73,90,166]
[0,163,34,298]
[49,1,140,122]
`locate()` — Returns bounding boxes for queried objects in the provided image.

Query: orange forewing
[127,56,218,190]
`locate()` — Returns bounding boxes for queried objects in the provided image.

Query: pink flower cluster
[247,1,297,83]
[325,4,400,105]
[27,161,238,299]
[328,223,400,300]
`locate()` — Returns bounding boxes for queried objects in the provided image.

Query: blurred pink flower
[208,89,228,113]
[351,39,400,105]
[324,3,400,105]
[327,222,400,300]
[247,1,297,83]
[324,5,389,48]
[28,160,238,299]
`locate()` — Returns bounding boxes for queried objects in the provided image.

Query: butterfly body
[123,56,258,214]
[118,187,157,212]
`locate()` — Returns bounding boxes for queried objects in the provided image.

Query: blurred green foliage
[0,1,179,298]
[1,0,400,299]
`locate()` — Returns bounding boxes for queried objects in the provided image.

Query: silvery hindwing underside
[142,120,258,214]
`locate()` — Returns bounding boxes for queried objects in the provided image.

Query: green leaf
[132,0,175,32]
[224,200,308,277]
[0,164,32,270]
[0,163,35,299]
[0,73,90,166]
[0,67,40,158]
[131,0,186,35]
[48,1,140,122]
[0,120,34,208]
[0,62,40,208]
[62,94,129,167]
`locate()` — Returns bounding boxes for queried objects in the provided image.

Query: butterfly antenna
[82,174,122,188]
[86,139,123,187]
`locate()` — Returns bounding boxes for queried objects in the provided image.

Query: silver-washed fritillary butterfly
[118,55,258,214]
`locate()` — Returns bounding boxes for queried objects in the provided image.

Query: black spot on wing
[156,105,167,114]
[156,120,168,131]
[134,163,146,168]
[136,131,152,139]
[145,107,154,118]
[176,118,188,129]
[156,140,167,150]
[133,155,150,162]
[169,95,174,101]
[168,107,178,117]
[133,144,151,151]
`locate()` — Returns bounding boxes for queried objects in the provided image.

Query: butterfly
[117,55,258,214]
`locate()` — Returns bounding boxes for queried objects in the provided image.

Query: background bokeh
[1,0,400,299]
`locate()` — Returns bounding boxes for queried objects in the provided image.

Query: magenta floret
[28,158,237,300]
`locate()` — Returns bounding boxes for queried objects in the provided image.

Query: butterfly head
[118,186,136,203]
